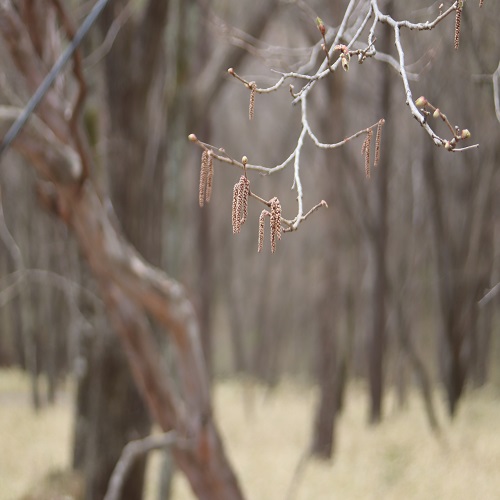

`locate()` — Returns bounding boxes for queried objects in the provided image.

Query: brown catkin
[232,176,250,234]
[270,197,282,254]
[205,151,214,203]
[240,177,250,225]
[199,151,209,207]
[249,82,257,120]
[258,210,269,252]
[235,177,245,227]
[232,182,240,233]
[454,2,462,50]
[374,119,384,168]
[479,0,484,8]
[361,129,373,178]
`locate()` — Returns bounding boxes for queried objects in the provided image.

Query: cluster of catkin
[258,197,282,254]
[198,146,282,253]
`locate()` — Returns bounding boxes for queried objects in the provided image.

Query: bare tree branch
[104,431,183,500]
[191,0,479,243]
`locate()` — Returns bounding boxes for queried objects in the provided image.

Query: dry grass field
[1,368,500,500]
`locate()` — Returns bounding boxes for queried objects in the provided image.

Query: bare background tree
[0,0,499,499]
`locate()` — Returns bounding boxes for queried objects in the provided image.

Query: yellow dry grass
[2,369,500,500]
[0,369,72,500]
[173,379,500,500]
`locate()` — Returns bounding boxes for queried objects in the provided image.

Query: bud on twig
[341,54,350,72]
[461,129,471,140]
[415,96,428,107]
[316,17,326,37]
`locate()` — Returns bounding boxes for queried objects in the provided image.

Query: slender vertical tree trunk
[421,143,465,417]
[367,0,392,424]
[309,1,346,453]
[395,295,440,433]
[310,281,338,458]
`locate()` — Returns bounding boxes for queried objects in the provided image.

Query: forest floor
[1,368,500,500]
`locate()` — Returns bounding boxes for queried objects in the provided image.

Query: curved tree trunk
[0,0,245,497]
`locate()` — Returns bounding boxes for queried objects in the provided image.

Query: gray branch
[104,431,179,500]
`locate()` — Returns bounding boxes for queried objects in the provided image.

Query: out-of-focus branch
[196,0,281,108]
[479,282,500,307]
[0,0,69,142]
[493,60,500,123]
[50,0,93,181]
[0,268,101,311]
[84,2,133,68]
[0,106,82,184]
[104,432,183,500]
[209,9,313,69]
[0,186,23,269]
[0,0,110,159]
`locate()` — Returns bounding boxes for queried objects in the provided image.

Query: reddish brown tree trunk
[0,1,245,497]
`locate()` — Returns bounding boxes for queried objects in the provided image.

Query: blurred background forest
[0,0,499,499]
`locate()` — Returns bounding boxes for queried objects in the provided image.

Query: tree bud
[415,96,427,107]
[316,17,326,37]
